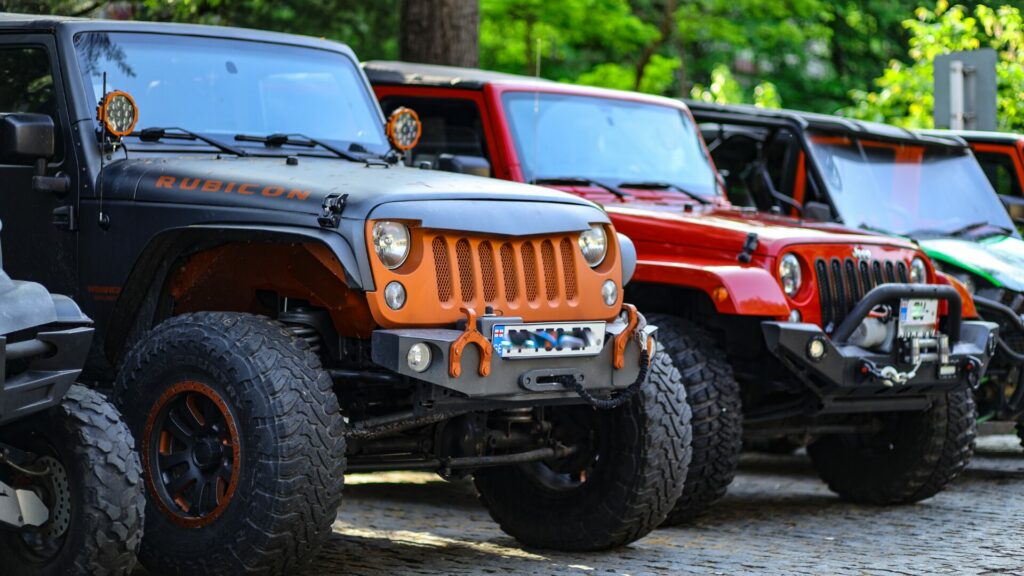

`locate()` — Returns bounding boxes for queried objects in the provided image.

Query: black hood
[99,155,597,219]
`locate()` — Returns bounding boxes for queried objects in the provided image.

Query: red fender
[632,259,790,318]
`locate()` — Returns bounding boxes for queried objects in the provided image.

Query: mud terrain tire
[0,384,144,576]
[646,314,742,525]
[808,389,976,504]
[113,312,345,576]
[474,345,692,550]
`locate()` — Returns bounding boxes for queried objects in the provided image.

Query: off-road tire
[808,389,976,504]
[0,385,144,576]
[113,312,346,576]
[646,314,742,525]
[473,345,692,551]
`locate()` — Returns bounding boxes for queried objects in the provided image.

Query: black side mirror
[0,113,54,166]
[438,154,491,177]
[803,201,833,222]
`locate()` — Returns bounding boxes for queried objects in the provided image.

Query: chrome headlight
[909,257,927,284]
[578,225,608,267]
[372,221,410,269]
[778,253,802,297]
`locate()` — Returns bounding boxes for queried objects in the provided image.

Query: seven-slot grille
[430,234,580,310]
[815,256,909,333]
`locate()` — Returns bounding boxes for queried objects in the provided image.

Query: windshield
[502,92,719,198]
[73,32,389,155]
[807,132,1016,237]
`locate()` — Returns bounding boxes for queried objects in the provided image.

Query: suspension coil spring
[279,309,324,354]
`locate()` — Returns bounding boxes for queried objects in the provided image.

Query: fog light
[601,280,618,306]
[384,281,406,310]
[788,309,802,323]
[807,337,827,362]
[407,342,432,373]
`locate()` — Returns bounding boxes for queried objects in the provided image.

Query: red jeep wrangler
[368,62,999,521]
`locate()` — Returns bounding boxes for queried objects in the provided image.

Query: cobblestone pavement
[310,435,1024,576]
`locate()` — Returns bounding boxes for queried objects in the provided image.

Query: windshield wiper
[530,177,630,198]
[949,220,1014,238]
[857,223,896,235]
[234,133,367,163]
[134,127,248,156]
[618,181,710,205]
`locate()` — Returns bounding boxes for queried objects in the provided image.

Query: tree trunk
[400,0,480,67]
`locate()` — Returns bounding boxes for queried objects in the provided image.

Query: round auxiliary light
[778,253,802,297]
[579,225,608,267]
[601,280,618,307]
[909,257,927,284]
[407,342,432,373]
[372,221,411,269]
[807,337,827,362]
[386,107,422,152]
[96,90,138,138]
[384,281,407,310]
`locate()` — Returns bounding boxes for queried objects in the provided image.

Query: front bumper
[0,327,93,426]
[372,310,655,402]
[763,284,999,411]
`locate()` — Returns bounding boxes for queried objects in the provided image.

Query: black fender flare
[104,224,364,365]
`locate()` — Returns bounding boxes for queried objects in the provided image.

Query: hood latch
[318,193,348,228]
[737,232,759,263]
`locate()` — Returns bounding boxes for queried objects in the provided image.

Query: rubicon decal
[155,176,312,202]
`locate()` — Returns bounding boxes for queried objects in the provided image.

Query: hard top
[920,128,1024,145]
[0,13,357,58]
[686,99,966,149]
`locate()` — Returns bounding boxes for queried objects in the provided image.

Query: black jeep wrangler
[0,222,143,576]
[0,15,691,575]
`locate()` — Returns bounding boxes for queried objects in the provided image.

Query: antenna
[98,72,110,229]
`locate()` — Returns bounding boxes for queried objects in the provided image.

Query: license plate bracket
[492,321,606,359]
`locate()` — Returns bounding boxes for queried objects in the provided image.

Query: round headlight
[601,279,618,306]
[578,225,608,267]
[778,253,802,297]
[909,257,927,284]
[372,221,410,269]
[384,281,406,310]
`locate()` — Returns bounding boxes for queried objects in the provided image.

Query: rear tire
[473,345,692,550]
[646,314,742,525]
[808,389,976,504]
[113,312,346,576]
[0,384,144,576]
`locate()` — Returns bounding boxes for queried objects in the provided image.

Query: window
[380,96,489,167]
[975,150,1023,198]
[0,47,55,116]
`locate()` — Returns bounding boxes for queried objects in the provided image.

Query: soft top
[686,100,966,149]
[920,128,1024,145]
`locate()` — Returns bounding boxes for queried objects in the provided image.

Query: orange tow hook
[613,303,646,370]
[449,307,493,378]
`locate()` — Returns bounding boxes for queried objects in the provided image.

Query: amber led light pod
[386,107,422,151]
[97,90,138,138]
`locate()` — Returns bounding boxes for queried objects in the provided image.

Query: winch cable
[561,348,650,410]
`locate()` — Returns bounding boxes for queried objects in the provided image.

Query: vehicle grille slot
[432,237,453,303]
[500,243,519,302]
[884,261,896,283]
[815,258,833,331]
[521,242,539,302]
[897,261,909,283]
[872,261,884,286]
[455,239,475,302]
[844,258,861,303]
[859,260,872,292]
[541,240,559,301]
[830,258,846,321]
[479,241,498,303]
[560,238,578,300]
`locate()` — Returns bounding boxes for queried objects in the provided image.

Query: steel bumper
[372,312,656,401]
[0,326,93,426]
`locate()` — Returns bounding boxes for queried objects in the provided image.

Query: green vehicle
[687,101,1024,443]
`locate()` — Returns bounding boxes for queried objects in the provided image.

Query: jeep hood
[100,156,598,219]
[919,235,1024,291]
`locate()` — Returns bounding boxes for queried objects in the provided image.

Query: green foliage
[844,2,1024,131]
[688,65,781,108]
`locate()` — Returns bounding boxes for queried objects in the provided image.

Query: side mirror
[803,201,834,222]
[438,154,491,177]
[0,113,54,166]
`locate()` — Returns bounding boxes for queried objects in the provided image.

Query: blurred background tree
[0,0,1018,123]
[843,2,1024,131]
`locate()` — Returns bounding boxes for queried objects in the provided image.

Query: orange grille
[429,233,581,313]
[432,237,453,303]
